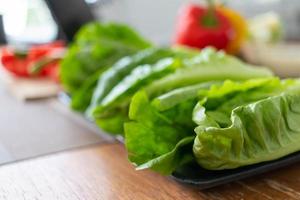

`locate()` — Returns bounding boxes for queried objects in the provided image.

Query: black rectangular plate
[171,151,300,189]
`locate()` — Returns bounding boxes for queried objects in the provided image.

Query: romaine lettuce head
[92,48,273,134]
[60,22,152,94]
[193,78,300,170]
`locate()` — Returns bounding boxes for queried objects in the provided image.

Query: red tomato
[41,61,60,82]
[1,48,29,77]
[1,41,65,79]
[28,41,65,61]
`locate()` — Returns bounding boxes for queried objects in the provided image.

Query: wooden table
[1,142,300,199]
[1,87,300,199]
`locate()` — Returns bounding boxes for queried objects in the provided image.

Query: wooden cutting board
[0,66,61,100]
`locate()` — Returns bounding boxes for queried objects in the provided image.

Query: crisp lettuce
[125,78,300,174]
[193,78,300,170]
[93,58,181,134]
[87,48,180,115]
[93,48,273,134]
[125,82,215,174]
[145,48,273,97]
[90,47,199,133]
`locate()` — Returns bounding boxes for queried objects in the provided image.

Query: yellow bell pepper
[217,6,247,54]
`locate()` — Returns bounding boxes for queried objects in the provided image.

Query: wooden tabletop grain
[1,142,300,200]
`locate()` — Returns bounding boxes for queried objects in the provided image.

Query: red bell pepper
[174,3,235,50]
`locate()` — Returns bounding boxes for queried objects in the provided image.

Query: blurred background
[0,0,300,45]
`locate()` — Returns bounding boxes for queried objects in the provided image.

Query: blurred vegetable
[1,41,64,81]
[248,12,283,44]
[29,57,61,82]
[93,57,181,134]
[1,48,29,77]
[71,69,103,112]
[83,48,182,114]
[217,6,247,54]
[87,47,198,133]
[60,22,152,95]
[174,4,234,50]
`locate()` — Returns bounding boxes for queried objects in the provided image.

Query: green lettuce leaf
[72,48,177,113]
[136,136,195,175]
[93,48,273,134]
[193,78,300,170]
[60,22,151,94]
[125,82,218,174]
[70,69,103,112]
[86,48,182,115]
[145,48,273,97]
[93,58,181,134]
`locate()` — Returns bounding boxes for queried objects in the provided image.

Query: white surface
[242,42,300,77]
[0,67,61,100]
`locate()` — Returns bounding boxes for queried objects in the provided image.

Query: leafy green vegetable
[73,48,175,112]
[101,58,180,106]
[136,137,195,175]
[145,48,273,97]
[125,78,300,175]
[93,48,273,134]
[193,78,300,170]
[125,83,215,174]
[60,22,151,94]
[70,69,103,112]
[87,48,181,115]
[152,81,219,111]
[93,58,181,134]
